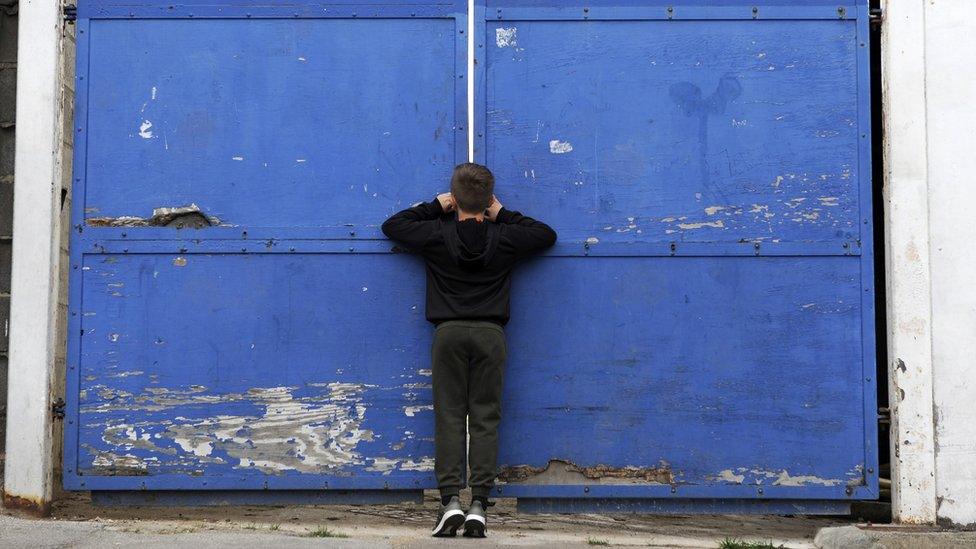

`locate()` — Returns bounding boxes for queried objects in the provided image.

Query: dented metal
[498,459,673,485]
[86,203,218,228]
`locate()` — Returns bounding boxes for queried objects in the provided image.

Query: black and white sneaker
[462,499,488,538]
[431,495,465,537]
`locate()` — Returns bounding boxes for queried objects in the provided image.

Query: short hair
[450,163,494,213]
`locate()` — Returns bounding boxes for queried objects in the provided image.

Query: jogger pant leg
[466,324,507,498]
[432,323,469,498]
[431,321,507,499]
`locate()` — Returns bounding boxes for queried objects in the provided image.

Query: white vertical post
[881,0,937,524]
[2,0,65,515]
[923,0,976,528]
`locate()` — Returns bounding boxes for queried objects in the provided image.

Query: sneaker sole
[431,509,465,537]
[462,515,486,538]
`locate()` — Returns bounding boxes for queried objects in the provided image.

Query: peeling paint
[86,203,219,228]
[138,120,154,139]
[704,205,726,216]
[771,470,841,487]
[549,140,573,154]
[495,27,518,48]
[713,469,746,483]
[87,383,384,475]
[678,220,725,230]
[403,404,433,417]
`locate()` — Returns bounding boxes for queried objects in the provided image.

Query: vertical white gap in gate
[467,0,475,161]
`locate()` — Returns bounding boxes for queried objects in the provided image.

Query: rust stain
[2,493,52,517]
[498,459,673,485]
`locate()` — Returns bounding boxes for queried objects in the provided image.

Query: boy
[382,163,557,538]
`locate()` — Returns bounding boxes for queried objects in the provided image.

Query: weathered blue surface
[66,0,876,508]
[66,0,467,491]
[476,0,877,502]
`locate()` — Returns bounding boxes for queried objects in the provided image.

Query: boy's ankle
[439,487,460,506]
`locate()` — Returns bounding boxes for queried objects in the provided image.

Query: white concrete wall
[2,0,70,515]
[924,1,976,529]
[884,0,976,528]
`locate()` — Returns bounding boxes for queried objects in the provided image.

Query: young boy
[382,163,557,538]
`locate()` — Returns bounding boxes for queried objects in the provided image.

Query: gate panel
[478,1,877,504]
[66,0,467,491]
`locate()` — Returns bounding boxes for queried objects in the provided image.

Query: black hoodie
[381,198,557,326]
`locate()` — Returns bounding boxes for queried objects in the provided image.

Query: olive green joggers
[431,320,507,499]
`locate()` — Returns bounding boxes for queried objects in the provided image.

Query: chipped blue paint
[65,0,467,493]
[66,0,877,510]
[475,0,877,507]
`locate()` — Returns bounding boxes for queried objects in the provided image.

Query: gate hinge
[869,7,883,27]
[63,4,77,23]
[52,398,66,420]
[877,406,890,426]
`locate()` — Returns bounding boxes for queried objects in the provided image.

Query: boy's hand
[485,195,503,221]
[436,192,455,212]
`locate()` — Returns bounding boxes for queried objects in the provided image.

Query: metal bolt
[757,488,763,495]
[583,486,589,493]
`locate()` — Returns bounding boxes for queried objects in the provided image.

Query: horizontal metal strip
[78,239,861,257]
[79,5,461,18]
[516,498,852,515]
[65,472,874,499]
[496,483,875,500]
[487,5,859,21]
[64,473,430,491]
[90,490,424,506]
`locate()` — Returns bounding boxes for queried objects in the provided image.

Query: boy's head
[450,163,494,214]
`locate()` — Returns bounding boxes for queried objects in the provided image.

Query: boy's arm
[487,197,557,256]
[381,194,451,250]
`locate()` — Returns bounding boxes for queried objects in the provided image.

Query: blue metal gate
[66,0,877,513]
[65,0,467,500]
[476,0,876,513]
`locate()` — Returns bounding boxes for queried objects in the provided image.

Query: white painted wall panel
[925,0,976,529]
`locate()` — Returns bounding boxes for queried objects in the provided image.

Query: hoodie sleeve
[495,208,557,258]
[381,198,444,251]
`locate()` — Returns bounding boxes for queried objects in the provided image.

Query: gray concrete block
[0,174,11,235]
[0,12,17,64]
[0,66,15,124]
[815,525,976,549]
[0,239,10,293]
[0,294,8,353]
[0,126,13,177]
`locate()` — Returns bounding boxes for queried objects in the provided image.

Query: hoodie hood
[442,216,500,272]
